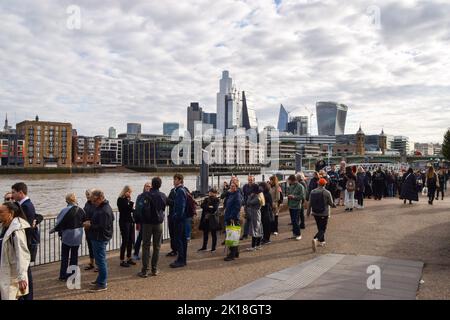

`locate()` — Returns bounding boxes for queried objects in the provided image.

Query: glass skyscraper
[316,102,348,136]
[277,104,289,132]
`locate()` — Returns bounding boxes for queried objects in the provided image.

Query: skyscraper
[277,104,289,132]
[316,102,348,135]
[216,71,233,134]
[127,123,141,135]
[163,122,180,136]
[108,127,117,139]
[202,112,217,129]
[287,116,308,135]
[187,102,203,137]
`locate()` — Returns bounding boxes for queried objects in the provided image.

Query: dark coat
[356,172,366,193]
[400,172,419,201]
[139,190,167,224]
[117,197,134,223]
[89,200,114,241]
[224,190,243,223]
[261,191,273,221]
[199,196,220,231]
[19,199,40,246]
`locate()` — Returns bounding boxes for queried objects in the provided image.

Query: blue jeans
[91,240,108,288]
[289,208,301,236]
[175,219,188,265]
[185,217,192,239]
[387,184,394,197]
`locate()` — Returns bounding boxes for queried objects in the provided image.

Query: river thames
[1,172,261,217]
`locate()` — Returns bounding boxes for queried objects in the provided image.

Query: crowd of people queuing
[0,164,448,299]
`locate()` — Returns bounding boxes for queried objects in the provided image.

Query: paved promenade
[33,195,450,300]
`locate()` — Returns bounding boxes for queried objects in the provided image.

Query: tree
[443,129,450,161]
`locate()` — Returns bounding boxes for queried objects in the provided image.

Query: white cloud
[0,0,449,142]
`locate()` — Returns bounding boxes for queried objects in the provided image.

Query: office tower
[277,104,289,132]
[163,122,180,136]
[202,112,217,129]
[127,123,141,135]
[287,116,308,135]
[316,102,348,135]
[108,127,117,139]
[187,102,203,137]
[216,71,233,133]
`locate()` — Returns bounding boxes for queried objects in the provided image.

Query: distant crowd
[0,163,448,299]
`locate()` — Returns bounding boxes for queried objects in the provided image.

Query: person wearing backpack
[0,202,31,300]
[344,167,356,212]
[307,178,335,252]
[11,182,40,300]
[50,193,85,281]
[170,174,189,268]
[137,177,167,277]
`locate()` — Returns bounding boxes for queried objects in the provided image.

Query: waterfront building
[392,136,411,156]
[108,127,117,139]
[163,122,180,136]
[16,117,72,168]
[127,123,142,135]
[72,134,101,167]
[287,116,308,136]
[122,137,180,167]
[97,136,123,166]
[0,132,24,166]
[316,102,348,135]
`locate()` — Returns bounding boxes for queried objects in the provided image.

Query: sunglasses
[5,197,12,201]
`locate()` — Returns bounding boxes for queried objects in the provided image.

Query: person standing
[436,168,446,200]
[425,166,439,205]
[287,175,305,241]
[50,193,85,281]
[3,192,13,203]
[138,177,167,277]
[400,168,419,204]
[372,167,386,200]
[337,161,347,206]
[327,164,339,205]
[307,179,335,252]
[386,171,395,198]
[165,186,177,257]
[344,167,356,212]
[11,182,39,300]
[198,188,220,252]
[245,184,263,252]
[83,190,96,271]
[133,182,151,260]
[170,174,188,268]
[364,170,373,199]
[0,202,31,300]
[269,176,281,236]
[223,182,243,261]
[241,176,255,240]
[117,186,136,268]
[84,189,114,292]
[355,167,366,209]
[260,182,273,245]
[308,172,320,198]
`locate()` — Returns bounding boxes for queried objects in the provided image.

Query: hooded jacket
[0,217,31,300]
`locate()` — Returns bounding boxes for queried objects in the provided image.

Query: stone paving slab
[215,254,424,300]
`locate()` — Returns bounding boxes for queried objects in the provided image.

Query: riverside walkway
[33,196,450,300]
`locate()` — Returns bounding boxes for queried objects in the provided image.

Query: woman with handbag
[198,188,220,252]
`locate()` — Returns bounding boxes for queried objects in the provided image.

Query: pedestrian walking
[0,202,31,300]
[117,186,136,268]
[425,166,439,205]
[307,179,335,252]
[400,168,419,204]
[198,188,220,252]
[50,193,85,281]
[84,189,114,292]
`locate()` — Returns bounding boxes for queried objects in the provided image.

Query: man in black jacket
[83,189,114,292]
[165,187,177,257]
[138,177,167,278]
[11,182,39,300]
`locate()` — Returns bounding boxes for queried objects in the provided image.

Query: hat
[318,178,327,186]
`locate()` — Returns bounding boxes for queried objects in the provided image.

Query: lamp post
[295,152,302,173]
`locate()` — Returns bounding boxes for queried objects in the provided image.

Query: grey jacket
[246,194,263,238]
[307,187,335,217]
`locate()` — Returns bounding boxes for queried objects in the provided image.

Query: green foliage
[442,129,450,161]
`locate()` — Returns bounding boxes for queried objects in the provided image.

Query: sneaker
[127,259,136,266]
[224,256,235,261]
[89,280,98,286]
[319,241,326,247]
[138,271,148,278]
[349,208,353,212]
[120,261,130,268]
[166,251,177,257]
[264,240,272,245]
[133,254,141,261]
[89,285,107,292]
[300,224,305,229]
[256,246,262,250]
[170,262,186,268]
[312,239,318,253]
[246,247,256,252]
[197,247,207,252]
[151,270,159,276]
[210,249,216,253]
[296,236,302,241]
[345,208,349,211]
[273,232,279,236]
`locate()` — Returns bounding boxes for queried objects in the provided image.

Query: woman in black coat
[198,188,220,252]
[259,182,273,245]
[400,168,419,204]
[117,186,135,267]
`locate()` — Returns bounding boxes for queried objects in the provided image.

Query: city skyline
[1,1,450,143]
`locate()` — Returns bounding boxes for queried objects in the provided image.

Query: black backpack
[185,189,198,218]
[142,193,164,224]
[310,190,326,214]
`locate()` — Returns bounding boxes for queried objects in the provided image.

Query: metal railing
[32,209,170,267]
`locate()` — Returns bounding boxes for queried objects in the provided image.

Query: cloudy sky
[1,0,449,143]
